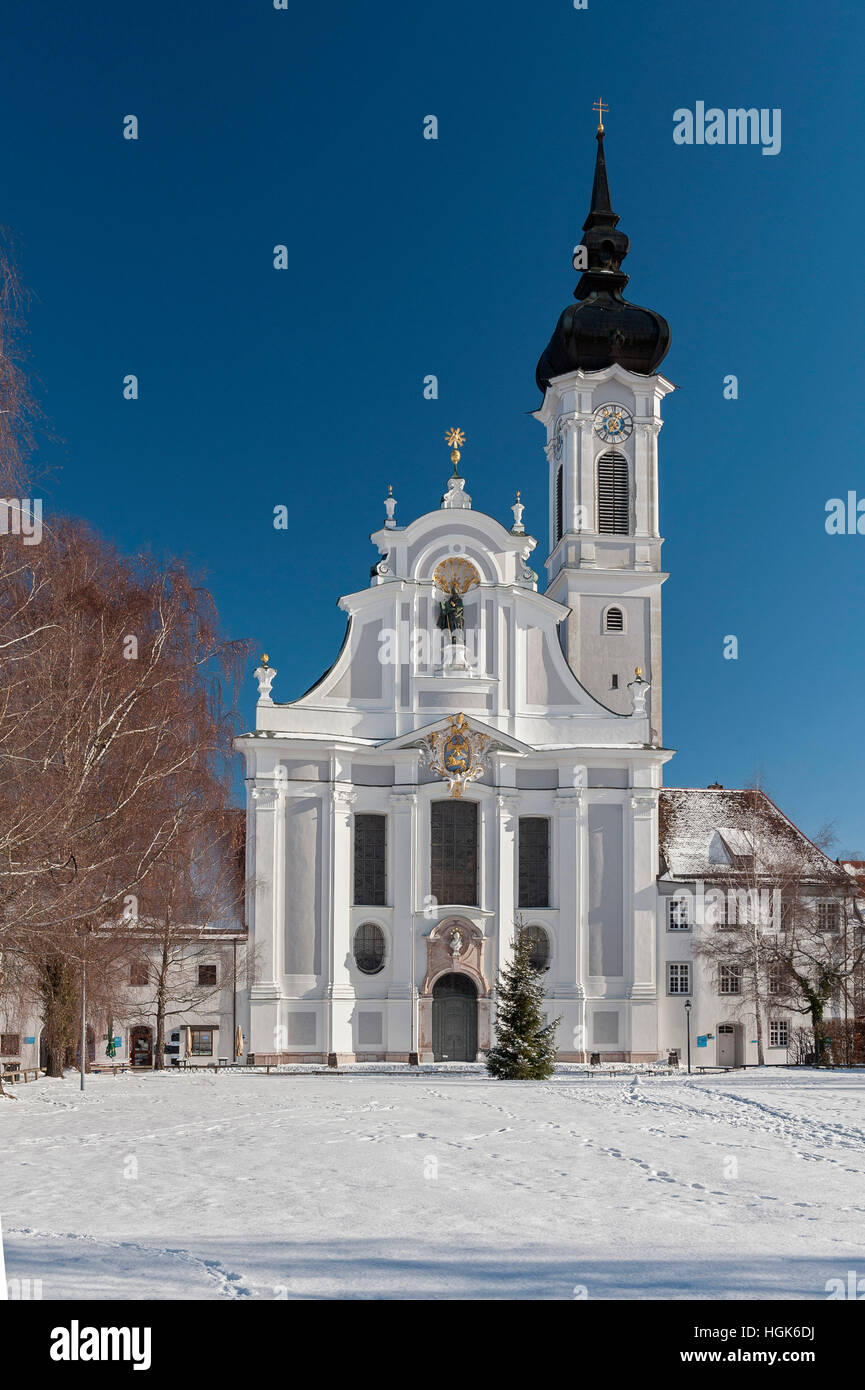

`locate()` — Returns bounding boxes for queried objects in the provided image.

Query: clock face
[594,403,633,443]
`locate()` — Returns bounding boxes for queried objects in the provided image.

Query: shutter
[597,450,629,534]
[605,607,624,632]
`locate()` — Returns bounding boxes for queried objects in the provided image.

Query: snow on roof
[658,788,838,881]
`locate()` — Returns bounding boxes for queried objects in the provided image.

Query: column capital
[389,789,418,810]
[630,794,657,815]
[330,785,358,811]
[251,782,281,808]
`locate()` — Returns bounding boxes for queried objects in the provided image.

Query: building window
[431,800,478,906]
[667,895,692,930]
[198,964,218,988]
[816,900,840,932]
[130,962,149,987]
[354,922,386,975]
[1,1033,20,1055]
[718,965,742,995]
[518,817,550,908]
[768,966,784,995]
[189,1029,213,1056]
[611,674,619,690]
[769,1019,789,1048]
[354,813,387,906]
[521,923,550,971]
[597,451,629,535]
[555,463,563,544]
[604,606,624,633]
[667,962,691,995]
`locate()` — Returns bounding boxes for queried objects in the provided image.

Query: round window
[354,922,386,975]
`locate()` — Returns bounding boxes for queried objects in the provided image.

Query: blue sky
[3,0,862,847]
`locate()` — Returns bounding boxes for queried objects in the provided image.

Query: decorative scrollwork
[422,712,491,799]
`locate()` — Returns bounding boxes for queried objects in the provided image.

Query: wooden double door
[432,973,478,1062]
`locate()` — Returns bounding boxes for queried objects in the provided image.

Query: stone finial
[510,490,525,534]
[627,665,650,716]
[254,654,277,704]
[384,484,397,529]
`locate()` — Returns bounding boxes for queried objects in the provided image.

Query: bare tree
[120,810,247,1068]
[693,786,860,1067]
[0,232,253,1076]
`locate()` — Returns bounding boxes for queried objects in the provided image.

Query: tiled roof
[658,788,839,881]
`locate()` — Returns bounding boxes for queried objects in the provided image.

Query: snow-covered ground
[1,1068,863,1300]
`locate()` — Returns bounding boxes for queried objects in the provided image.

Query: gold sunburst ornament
[433,556,480,596]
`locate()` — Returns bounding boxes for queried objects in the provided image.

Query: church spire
[535,115,671,391]
[585,123,615,227]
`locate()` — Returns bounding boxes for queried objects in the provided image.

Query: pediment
[379,713,533,756]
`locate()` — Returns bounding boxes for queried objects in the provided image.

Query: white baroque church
[234,124,848,1070]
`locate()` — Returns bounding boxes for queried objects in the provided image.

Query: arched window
[604,606,624,633]
[430,800,478,906]
[597,450,629,535]
[354,922,386,975]
[555,464,563,544]
[521,923,551,972]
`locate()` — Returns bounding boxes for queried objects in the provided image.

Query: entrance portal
[432,973,478,1062]
[130,1025,153,1068]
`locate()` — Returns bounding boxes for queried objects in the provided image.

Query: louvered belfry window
[555,464,563,544]
[518,817,550,907]
[354,813,386,905]
[597,450,630,534]
[431,800,478,906]
[605,607,624,632]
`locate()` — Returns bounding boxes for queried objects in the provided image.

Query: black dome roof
[536,127,671,392]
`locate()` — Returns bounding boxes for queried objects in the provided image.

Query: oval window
[522,923,550,971]
[354,922,386,975]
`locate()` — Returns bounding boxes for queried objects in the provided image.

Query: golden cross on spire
[593,97,609,131]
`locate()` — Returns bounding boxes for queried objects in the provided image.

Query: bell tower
[534,115,674,738]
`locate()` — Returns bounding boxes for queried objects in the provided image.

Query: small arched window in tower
[604,606,624,633]
[597,450,630,535]
[555,464,563,544]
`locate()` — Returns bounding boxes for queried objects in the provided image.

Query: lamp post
[684,998,692,1075]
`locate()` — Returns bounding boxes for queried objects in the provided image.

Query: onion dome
[535,124,671,392]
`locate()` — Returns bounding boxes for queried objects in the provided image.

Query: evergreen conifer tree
[486,926,560,1079]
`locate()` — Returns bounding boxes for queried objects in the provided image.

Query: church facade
[235,125,850,1068]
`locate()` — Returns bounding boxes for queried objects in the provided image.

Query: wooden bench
[89,1063,130,1077]
[1,1067,41,1084]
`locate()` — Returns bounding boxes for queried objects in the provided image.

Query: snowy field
[1,1068,863,1300]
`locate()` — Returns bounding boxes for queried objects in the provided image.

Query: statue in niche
[437,585,465,643]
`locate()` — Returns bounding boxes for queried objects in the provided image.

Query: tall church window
[430,800,478,906]
[597,450,630,534]
[354,814,386,905]
[518,817,550,907]
[555,464,563,544]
